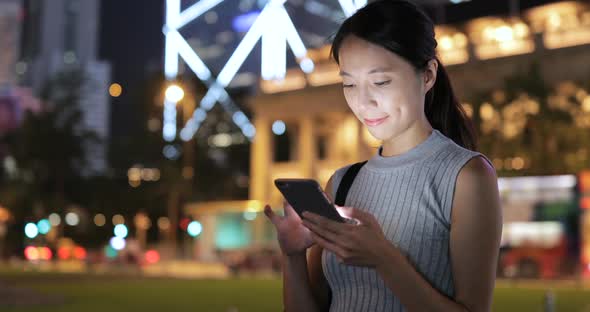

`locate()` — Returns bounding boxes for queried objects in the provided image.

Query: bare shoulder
[459,155,496,182]
[456,155,498,195]
[452,155,500,223]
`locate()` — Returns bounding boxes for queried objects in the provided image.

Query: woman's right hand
[264,202,314,256]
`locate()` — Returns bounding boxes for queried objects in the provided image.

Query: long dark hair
[331,0,478,151]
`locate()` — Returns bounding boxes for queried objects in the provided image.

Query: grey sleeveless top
[322,129,491,312]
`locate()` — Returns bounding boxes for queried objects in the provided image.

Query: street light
[161,81,197,258]
[165,84,185,103]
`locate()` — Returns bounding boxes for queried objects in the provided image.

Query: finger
[302,212,349,234]
[302,219,344,244]
[283,201,293,216]
[264,205,280,225]
[309,232,349,261]
[304,219,357,250]
[283,202,301,220]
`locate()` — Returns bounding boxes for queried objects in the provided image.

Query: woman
[264,1,502,311]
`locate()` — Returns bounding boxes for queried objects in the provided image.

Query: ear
[423,59,438,94]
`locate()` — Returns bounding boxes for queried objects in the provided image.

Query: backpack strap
[334,160,368,206]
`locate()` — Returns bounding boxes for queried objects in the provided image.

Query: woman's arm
[282,178,333,311]
[282,251,320,311]
[283,245,330,311]
[374,156,502,311]
[447,156,502,311]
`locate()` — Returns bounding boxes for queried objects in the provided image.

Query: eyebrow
[339,67,394,76]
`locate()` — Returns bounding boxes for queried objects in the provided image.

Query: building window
[273,122,297,162]
[317,135,327,160]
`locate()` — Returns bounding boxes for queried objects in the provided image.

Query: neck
[380,121,433,157]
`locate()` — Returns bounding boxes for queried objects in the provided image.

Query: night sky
[99,0,165,136]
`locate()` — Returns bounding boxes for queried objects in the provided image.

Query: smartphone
[274,178,346,223]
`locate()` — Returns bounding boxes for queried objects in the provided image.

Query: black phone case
[274,178,345,223]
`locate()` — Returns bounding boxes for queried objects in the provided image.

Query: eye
[342,84,355,88]
[374,80,391,86]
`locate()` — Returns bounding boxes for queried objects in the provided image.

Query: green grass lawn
[2,270,590,312]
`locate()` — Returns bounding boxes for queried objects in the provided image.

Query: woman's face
[337,35,436,142]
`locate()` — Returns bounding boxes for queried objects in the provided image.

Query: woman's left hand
[301,206,395,267]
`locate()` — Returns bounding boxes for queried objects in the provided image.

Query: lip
[363,116,389,126]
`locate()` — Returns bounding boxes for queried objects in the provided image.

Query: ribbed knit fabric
[323,129,492,311]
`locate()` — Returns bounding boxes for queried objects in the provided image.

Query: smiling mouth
[364,116,389,126]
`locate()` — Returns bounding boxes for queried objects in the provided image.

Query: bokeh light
[24,223,38,239]
[110,236,126,251]
[58,247,70,260]
[272,120,286,135]
[187,221,202,237]
[157,217,170,231]
[104,245,118,259]
[179,218,190,231]
[37,219,51,235]
[65,212,80,226]
[48,213,61,226]
[112,214,125,225]
[39,247,52,260]
[24,246,39,260]
[109,83,122,97]
[114,224,128,238]
[73,246,87,260]
[94,213,106,226]
[145,250,160,264]
[243,211,257,221]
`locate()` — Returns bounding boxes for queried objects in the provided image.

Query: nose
[357,86,377,111]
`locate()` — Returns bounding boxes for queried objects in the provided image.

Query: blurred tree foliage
[0,69,102,254]
[469,63,590,177]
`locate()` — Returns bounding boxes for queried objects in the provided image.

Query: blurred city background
[1,0,590,311]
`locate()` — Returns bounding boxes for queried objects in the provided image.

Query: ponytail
[424,58,478,151]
